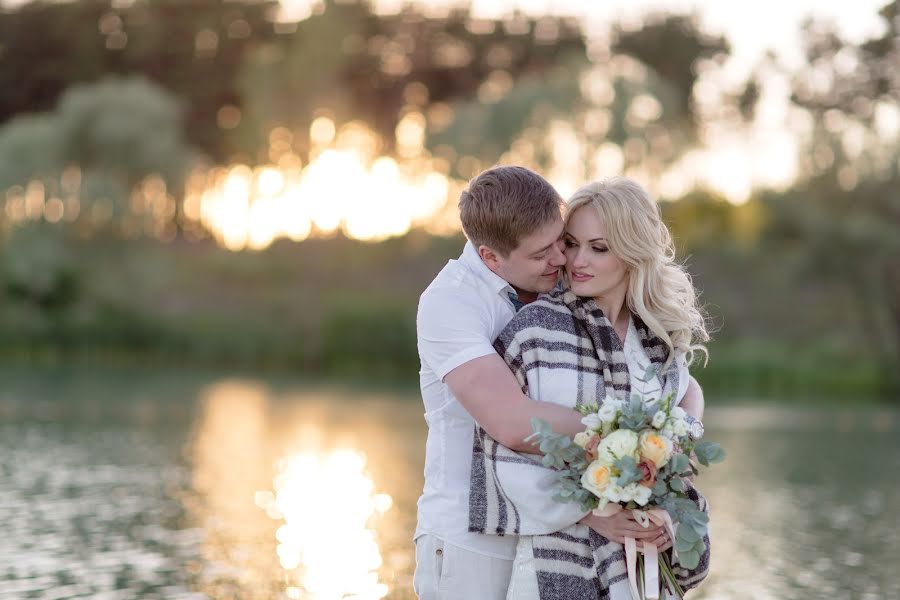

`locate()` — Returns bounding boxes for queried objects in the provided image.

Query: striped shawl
[468,288,710,599]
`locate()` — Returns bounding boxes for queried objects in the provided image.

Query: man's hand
[579,511,673,552]
[444,354,584,452]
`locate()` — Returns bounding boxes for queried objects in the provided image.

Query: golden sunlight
[188,119,454,250]
[257,449,393,600]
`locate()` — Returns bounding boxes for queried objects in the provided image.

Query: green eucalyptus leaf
[674,536,695,553]
[652,480,667,497]
[677,525,701,544]
[678,549,700,570]
[671,453,690,474]
[614,456,642,486]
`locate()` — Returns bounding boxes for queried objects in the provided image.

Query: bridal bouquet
[527,369,725,599]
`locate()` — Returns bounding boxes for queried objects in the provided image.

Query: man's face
[482,216,566,300]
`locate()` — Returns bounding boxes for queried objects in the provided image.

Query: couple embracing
[414,166,710,600]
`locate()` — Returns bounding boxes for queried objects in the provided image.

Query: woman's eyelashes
[564,238,608,254]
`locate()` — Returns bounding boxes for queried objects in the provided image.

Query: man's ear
[477,245,502,273]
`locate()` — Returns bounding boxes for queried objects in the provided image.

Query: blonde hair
[565,177,709,367]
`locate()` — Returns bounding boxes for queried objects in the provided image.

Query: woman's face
[564,205,629,301]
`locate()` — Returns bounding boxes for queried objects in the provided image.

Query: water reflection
[191,380,278,597]
[1,369,897,599]
[259,449,392,599]
[187,378,422,599]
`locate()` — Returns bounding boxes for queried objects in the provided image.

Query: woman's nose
[570,248,587,268]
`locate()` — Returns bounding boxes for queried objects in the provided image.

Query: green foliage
[612,14,730,128]
[1,224,80,317]
[660,496,709,569]
[320,301,417,378]
[613,455,642,486]
[530,418,597,509]
[619,396,649,430]
[694,442,725,466]
[56,76,189,190]
[0,75,192,230]
[426,59,586,175]
[576,403,600,415]
[0,115,62,190]
[670,453,691,475]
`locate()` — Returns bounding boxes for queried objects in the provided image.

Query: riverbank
[1,228,896,400]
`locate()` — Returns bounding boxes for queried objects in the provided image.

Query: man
[413,166,705,599]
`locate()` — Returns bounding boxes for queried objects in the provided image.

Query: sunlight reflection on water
[258,449,392,599]
[185,379,421,599]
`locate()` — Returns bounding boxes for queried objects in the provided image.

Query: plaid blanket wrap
[468,288,711,599]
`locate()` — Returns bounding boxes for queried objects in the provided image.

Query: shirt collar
[459,241,518,298]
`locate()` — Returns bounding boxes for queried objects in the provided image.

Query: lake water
[0,368,897,599]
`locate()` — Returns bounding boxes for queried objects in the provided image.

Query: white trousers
[413,534,513,600]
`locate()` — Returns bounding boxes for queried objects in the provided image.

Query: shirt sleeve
[417,287,498,381]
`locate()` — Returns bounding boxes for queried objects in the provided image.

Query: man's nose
[549,243,566,266]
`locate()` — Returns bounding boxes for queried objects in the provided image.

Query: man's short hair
[458,165,562,256]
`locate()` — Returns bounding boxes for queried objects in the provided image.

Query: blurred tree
[762,170,900,363]
[761,2,900,374]
[612,14,730,129]
[0,1,114,120]
[239,1,588,163]
[0,0,279,161]
[0,76,192,233]
[0,114,61,191]
[0,223,81,346]
[425,57,585,175]
[1,0,588,163]
[56,76,189,191]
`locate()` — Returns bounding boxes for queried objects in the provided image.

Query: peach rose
[639,430,673,468]
[637,458,658,488]
[584,434,602,462]
[581,460,612,497]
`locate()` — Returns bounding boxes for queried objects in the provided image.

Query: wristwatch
[684,414,705,440]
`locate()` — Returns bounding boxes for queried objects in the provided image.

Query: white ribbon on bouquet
[593,504,678,600]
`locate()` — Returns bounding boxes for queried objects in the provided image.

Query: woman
[468,177,711,599]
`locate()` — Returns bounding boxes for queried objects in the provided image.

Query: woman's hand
[579,511,673,553]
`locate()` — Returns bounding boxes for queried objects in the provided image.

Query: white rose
[672,419,689,437]
[670,407,687,421]
[573,431,591,448]
[597,402,618,423]
[651,410,667,429]
[631,484,652,506]
[581,414,603,431]
[606,484,626,503]
[597,429,639,464]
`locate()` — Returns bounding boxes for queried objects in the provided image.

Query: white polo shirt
[414,241,521,559]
